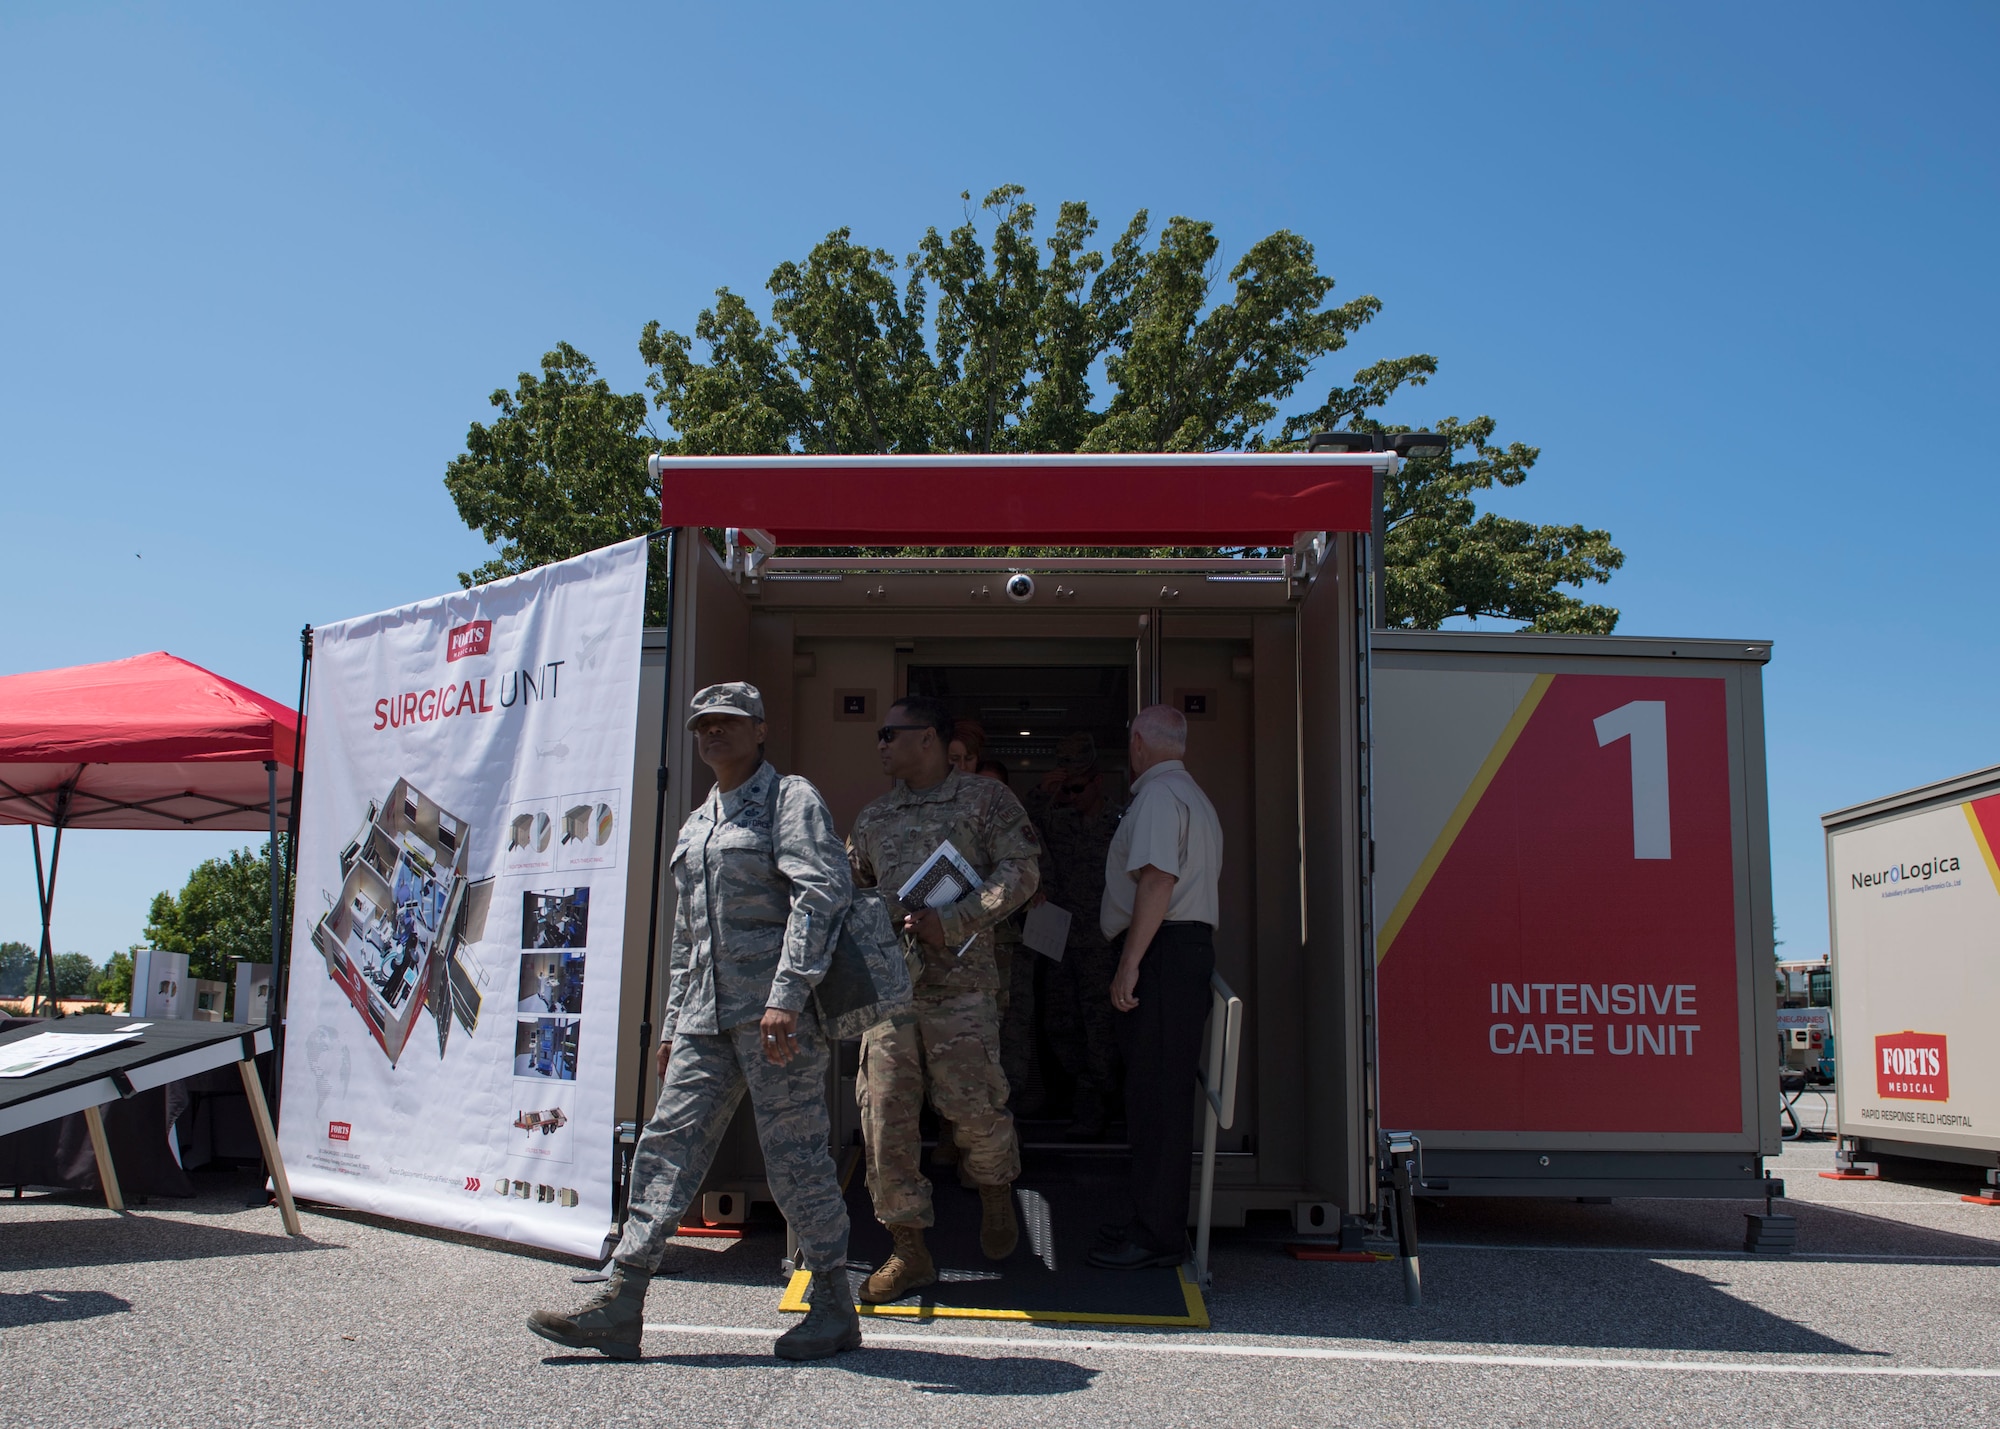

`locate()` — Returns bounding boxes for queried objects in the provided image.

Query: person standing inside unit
[1090,704,1224,1271]
[848,695,1040,1302]
[1033,732,1127,1139]
[976,758,1042,1115]
[528,682,860,1362]
[947,719,987,775]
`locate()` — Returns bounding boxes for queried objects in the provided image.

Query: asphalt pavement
[4,1136,1999,1428]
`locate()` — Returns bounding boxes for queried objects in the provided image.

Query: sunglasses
[876,724,930,744]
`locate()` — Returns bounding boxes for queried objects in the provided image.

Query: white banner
[278,539,648,1256]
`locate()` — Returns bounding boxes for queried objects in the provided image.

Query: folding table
[0,1014,300,1233]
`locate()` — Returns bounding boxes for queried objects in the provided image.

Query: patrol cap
[686,682,764,729]
[1055,731,1098,771]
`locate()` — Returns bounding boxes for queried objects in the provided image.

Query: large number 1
[1593,700,1671,860]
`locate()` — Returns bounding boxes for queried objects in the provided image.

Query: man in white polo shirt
[1088,703,1224,1270]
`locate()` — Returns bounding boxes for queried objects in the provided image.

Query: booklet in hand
[896,840,983,957]
[1021,901,1072,961]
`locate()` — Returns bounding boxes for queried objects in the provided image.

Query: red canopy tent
[0,652,302,1015]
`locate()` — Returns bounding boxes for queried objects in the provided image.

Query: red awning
[653,452,1384,545]
[0,653,301,830]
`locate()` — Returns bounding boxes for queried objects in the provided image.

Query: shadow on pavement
[1206,1249,1870,1356]
[0,1216,330,1271]
[543,1348,1100,1395]
[0,1289,132,1327]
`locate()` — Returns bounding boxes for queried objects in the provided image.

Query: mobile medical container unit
[1823,766,2000,1176]
[1373,631,1782,1198]
[609,454,1783,1238]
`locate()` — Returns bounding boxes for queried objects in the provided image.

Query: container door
[1295,534,1375,1217]
[618,531,756,1131]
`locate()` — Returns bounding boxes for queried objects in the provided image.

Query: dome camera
[1004,572,1035,603]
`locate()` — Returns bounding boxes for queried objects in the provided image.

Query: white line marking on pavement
[641,1324,2000,1379]
[1418,1241,2000,1263]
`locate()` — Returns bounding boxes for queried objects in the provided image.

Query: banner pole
[625,529,679,1223]
[267,624,311,1127]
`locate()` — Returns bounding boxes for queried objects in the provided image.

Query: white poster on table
[277,539,647,1257]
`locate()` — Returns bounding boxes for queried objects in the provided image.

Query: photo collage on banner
[277,539,647,1258]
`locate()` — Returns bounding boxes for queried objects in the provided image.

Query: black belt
[1161,919,1212,929]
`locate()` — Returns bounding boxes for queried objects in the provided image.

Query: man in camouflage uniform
[529,683,859,1362]
[1031,732,1127,1139]
[848,695,1040,1302]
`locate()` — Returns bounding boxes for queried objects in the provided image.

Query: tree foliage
[145,843,277,986]
[98,949,134,1010]
[443,343,670,622]
[0,941,34,999]
[447,186,1623,631]
[0,941,112,1007]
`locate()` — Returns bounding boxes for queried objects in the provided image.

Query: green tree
[0,940,32,999]
[145,844,276,986]
[52,952,100,1000]
[1286,359,1624,630]
[448,186,1622,631]
[98,948,135,1010]
[443,343,671,622]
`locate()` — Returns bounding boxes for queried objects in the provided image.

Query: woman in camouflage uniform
[528,682,860,1362]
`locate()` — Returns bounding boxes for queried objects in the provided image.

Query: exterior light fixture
[1388,432,1450,461]
[1307,431,1382,454]
[1307,430,1448,460]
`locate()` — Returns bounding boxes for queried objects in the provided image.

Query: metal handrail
[1193,969,1244,1288]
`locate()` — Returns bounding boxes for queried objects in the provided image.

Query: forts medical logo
[1875,1031,1949,1101]
[446,619,493,662]
[327,1121,352,1141]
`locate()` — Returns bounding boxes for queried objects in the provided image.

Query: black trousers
[1112,921,1215,1256]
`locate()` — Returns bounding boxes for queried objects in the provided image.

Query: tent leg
[239,1059,302,1236]
[82,1104,125,1211]
[265,763,282,974]
[239,762,286,1194]
[29,811,67,1018]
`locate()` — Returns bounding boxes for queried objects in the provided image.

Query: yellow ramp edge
[780,1264,1209,1329]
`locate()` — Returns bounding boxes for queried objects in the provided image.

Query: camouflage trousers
[1044,931,1123,1117]
[858,988,1019,1227]
[992,938,1038,1108]
[613,1012,848,1273]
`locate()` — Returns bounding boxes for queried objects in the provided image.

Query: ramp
[781,1144,1208,1327]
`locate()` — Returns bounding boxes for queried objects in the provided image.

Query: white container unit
[1824,766,2000,1170]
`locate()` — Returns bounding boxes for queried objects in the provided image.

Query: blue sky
[2,2,1994,963]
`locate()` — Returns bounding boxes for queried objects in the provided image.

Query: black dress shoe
[1087,1239,1184,1271]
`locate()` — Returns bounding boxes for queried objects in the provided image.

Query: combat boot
[526,1262,648,1360]
[978,1182,1019,1260]
[774,1267,864,1360]
[859,1223,937,1303]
